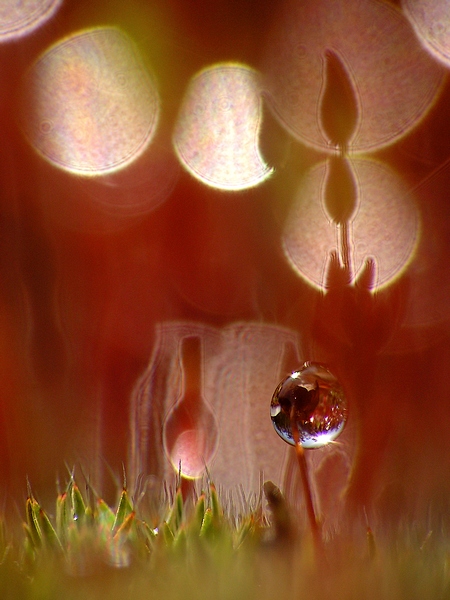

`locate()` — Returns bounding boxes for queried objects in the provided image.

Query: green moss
[1,478,449,599]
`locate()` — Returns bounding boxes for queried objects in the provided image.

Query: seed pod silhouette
[320,49,359,153]
[323,155,358,224]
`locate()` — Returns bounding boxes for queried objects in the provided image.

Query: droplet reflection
[271,363,347,448]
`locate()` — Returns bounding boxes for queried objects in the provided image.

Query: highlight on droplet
[282,157,421,291]
[20,27,160,176]
[0,0,61,41]
[403,0,450,67]
[271,362,347,449]
[173,62,273,190]
[263,0,445,152]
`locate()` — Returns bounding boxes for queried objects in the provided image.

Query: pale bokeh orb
[263,0,445,152]
[403,0,450,68]
[173,63,273,190]
[21,27,160,176]
[283,157,421,290]
[0,0,61,41]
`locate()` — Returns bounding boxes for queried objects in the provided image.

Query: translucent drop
[270,362,347,449]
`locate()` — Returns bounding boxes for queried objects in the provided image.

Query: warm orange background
[0,0,449,526]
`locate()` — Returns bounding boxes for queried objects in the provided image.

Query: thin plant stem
[290,406,322,552]
[339,221,352,278]
[295,443,323,551]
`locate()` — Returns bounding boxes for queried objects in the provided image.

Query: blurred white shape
[403,0,450,67]
[168,429,211,480]
[129,322,300,495]
[75,139,179,219]
[173,63,273,190]
[129,320,356,525]
[0,0,61,41]
[283,157,420,291]
[21,27,160,175]
[263,0,445,152]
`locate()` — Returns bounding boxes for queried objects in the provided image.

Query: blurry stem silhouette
[317,43,394,511]
[339,221,351,275]
[312,252,407,512]
[321,49,359,152]
[323,155,358,280]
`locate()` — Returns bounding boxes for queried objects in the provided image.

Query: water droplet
[270,362,347,448]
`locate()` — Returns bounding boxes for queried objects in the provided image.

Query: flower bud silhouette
[320,49,359,153]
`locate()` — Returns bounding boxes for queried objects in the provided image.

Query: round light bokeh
[403,0,450,68]
[173,63,273,190]
[283,157,421,291]
[263,0,445,152]
[0,0,61,41]
[166,429,212,480]
[21,27,160,176]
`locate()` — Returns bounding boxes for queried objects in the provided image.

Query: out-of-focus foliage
[0,477,447,599]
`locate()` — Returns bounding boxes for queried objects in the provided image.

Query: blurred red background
[0,0,450,529]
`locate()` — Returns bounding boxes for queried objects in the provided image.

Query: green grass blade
[112,488,133,534]
[167,487,183,533]
[25,498,41,549]
[71,484,86,525]
[38,508,63,551]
